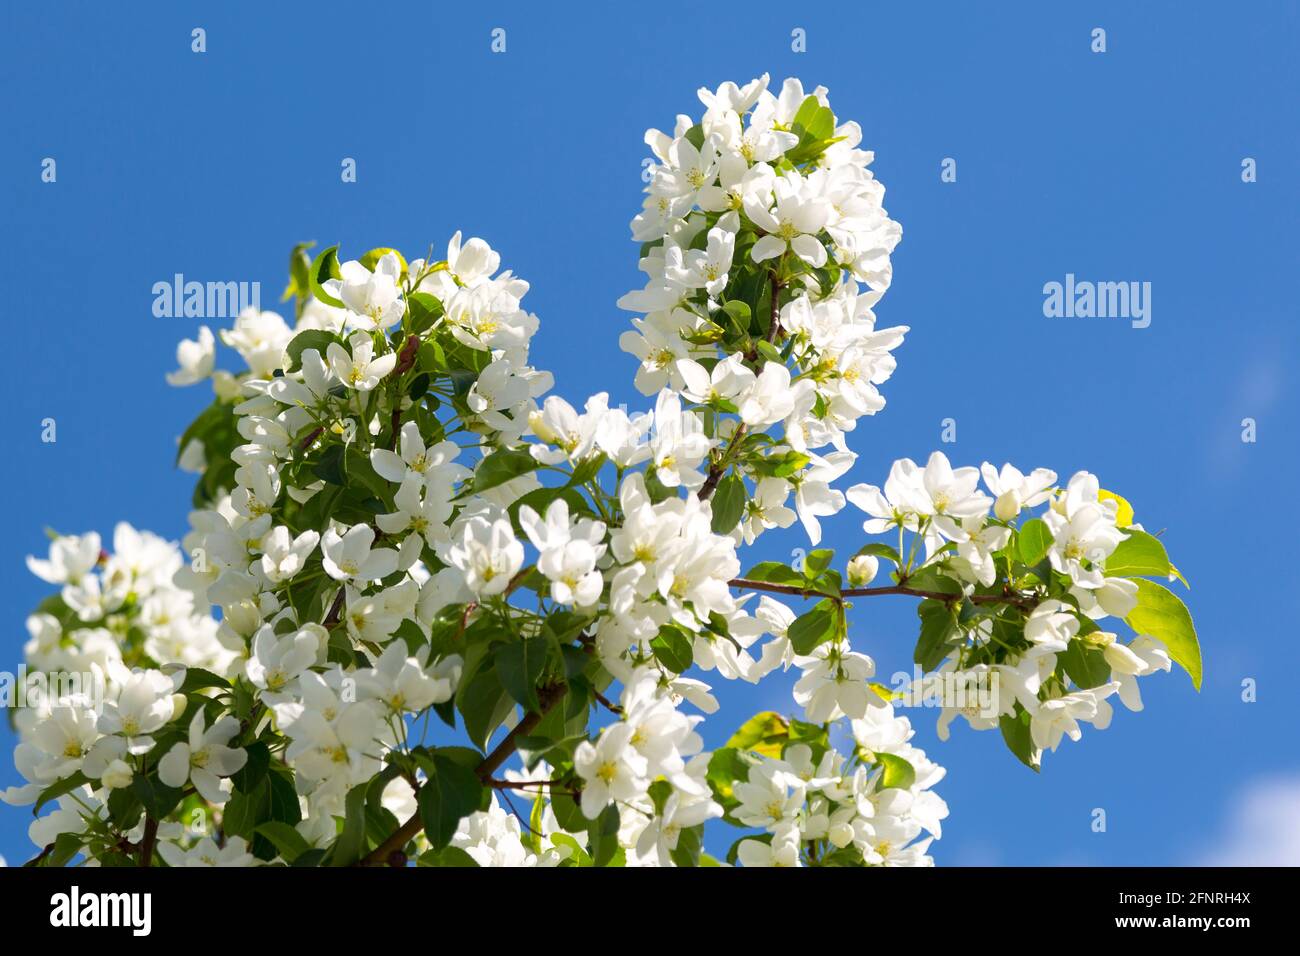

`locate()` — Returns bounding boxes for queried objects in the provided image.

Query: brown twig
[322,587,347,629]
[485,777,579,798]
[697,423,747,501]
[727,577,1037,608]
[24,843,56,867]
[700,272,782,501]
[299,425,325,451]
[485,776,569,789]
[391,331,421,379]
[357,682,569,866]
[765,271,783,344]
[138,816,158,867]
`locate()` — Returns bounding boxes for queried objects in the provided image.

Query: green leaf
[875,752,916,790]
[457,664,514,749]
[225,771,302,860]
[793,95,834,139]
[416,754,485,851]
[786,718,831,763]
[669,824,703,868]
[787,605,836,655]
[855,542,901,565]
[408,292,445,335]
[1125,579,1202,690]
[106,787,143,830]
[706,747,758,807]
[566,453,608,487]
[588,803,621,867]
[418,845,480,867]
[231,742,271,794]
[1060,639,1111,690]
[344,445,395,505]
[130,773,184,820]
[44,832,83,868]
[312,444,346,486]
[281,241,315,305]
[177,667,230,693]
[359,246,407,279]
[507,487,594,531]
[329,784,370,866]
[726,832,768,866]
[1104,528,1173,578]
[914,600,958,671]
[309,244,344,308]
[720,300,751,324]
[33,772,89,815]
[742,561,804,587]
[549,832,593,866]
[803,548,833,578]
[725,711,789,758]
[786,96,839,164]
[1098,488,1134,527]
[549,791,588,833]
[496,638,547,713]
[469,448,539,497]
[751,450,809,479]
[284,328,338,373]
[999,710,1041,771]
[174,400,236,467]
[1018,518,1053,565]
[755,340,783,364]
[709,473,746,533]
[901,564,962,595]
[255,821,311,862]
[650,625,694,674]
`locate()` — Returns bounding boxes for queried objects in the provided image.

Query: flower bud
[994,490,1022,522]
[828,821,856,849]
[528,409,560,445]
[1084,629,1116,649]
[102,759,134,790]
[1102,638,1146,675]
[847,554,879,587]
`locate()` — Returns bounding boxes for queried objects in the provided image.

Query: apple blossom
[3,77,1200,872]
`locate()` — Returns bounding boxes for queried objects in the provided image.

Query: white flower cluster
[5,76,1192,868]
[618,74,907,544]
[849,451,1174,759]
[3,524,232,851]
[732,705,947,867]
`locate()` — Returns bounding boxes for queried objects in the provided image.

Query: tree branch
[23,843,55,867]
[322,587,347,629]
[700,272,782,501]
[727,577,1036,607]
[697,423,746,501]
[138,816,158,867]
[299,425,325,452]
[485,777,579,797]
[765,271,783,344]
[357,682,569,866]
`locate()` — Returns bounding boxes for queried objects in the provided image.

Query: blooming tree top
[4,75,1199,868]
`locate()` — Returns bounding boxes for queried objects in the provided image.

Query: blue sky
[1,0,1297,865]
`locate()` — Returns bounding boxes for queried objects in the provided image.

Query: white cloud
[1197,774,1300,866]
